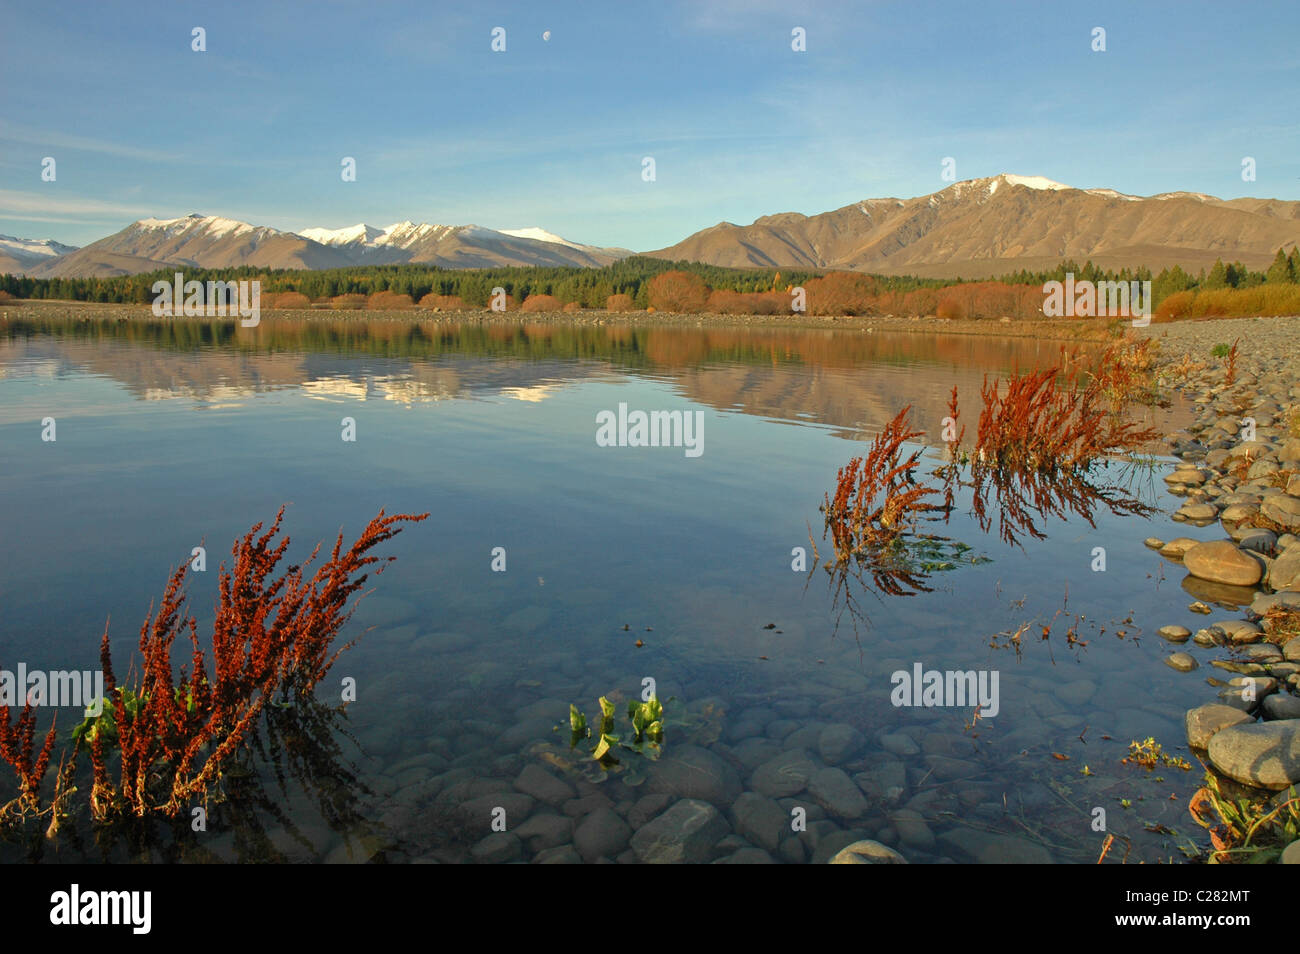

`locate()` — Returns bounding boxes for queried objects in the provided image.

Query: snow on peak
[999,174,1074,191]
[296,222,450,249]
[499,227,588,250]
[298,223,385,246]
[0,235,77,258]
[136,214,261,239]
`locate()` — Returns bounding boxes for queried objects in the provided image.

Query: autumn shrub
[563,301,580,312]
[366,291,416,310]
[521,294,562,312]
[329,294,368,310]
[418,294,467,310]
[1154,290,1195,322]
[1155,285,1300,321]
[647,270,709,312]
[606,294,635,312]
[0,290,15,304]
[804,272,879,316]
[935,296,965,320]
[267,291,311,309]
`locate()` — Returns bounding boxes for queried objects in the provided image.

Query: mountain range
[8,174,1298,280]
[17,216,630,278]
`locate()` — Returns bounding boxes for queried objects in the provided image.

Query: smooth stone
[1185,704,1252,748]
[1207,721,1300,789]
[731,792,787,853]
[471,832,522,864]
[750,750,817,798]
[879,732,921,756]
[807,767,871,819]
[1184,540,1264,587]
[645,744,742,806]
[514,764,577,806]
[888,808,936,849]
[627,792,674,829]
[1263,695,1300,720]
[1219,619,1264,643]
[630,798,730,863]
[1219,503,1259,526]
[574,807,633,862]
[1179,502,1218,520]
[777,836,807,864]
[514,812,573,851]
[1160,537,1203,559]
[937,828,1053,864]
[854,761,907,805]
[1157,625,1192,643]
[1269,550,1300,590]
[1262,495,1300,530]
[818,723,865,765]
[924,755,981,780]
[1143,537,1165,549]
[1058,679,1097,706]
[459,792,534,828]
[827,839,908,864]
[1229,676,1279,697]
[730,736,782,771]
[1283,840,1300,864]
[1216,687,1259,712]
[765,719,801,740]
[1166,652,1199,672]
[1238,529,1278,553]
[533,845,583,864]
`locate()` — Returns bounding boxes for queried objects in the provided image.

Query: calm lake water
[0,313,1210,863]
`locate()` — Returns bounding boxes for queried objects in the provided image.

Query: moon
[542,30,551,41]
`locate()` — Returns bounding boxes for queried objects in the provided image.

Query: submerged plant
[567,694,665,767]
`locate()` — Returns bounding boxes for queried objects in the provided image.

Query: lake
[0,312,1207,863]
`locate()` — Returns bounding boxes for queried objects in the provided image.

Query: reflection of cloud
[143,384,253,406]
[302,378,369,401]
[499,384,564,403]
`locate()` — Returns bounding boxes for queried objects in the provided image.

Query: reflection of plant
[821,407,939,563]
[1189,771,1299,863]
[568,695,665,767]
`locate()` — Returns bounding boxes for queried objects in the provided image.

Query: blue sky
[2,0,1297,249]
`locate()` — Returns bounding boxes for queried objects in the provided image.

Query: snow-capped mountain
[25,214,630,277]
[0,235,81,274]
[648,172,1300,277]
[293,221,626,266]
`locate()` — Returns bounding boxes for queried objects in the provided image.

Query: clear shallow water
[0,315,1209,863]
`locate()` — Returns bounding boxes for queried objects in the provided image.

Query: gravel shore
[1135,315,1300,801]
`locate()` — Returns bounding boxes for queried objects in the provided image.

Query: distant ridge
[645,173,1300,278]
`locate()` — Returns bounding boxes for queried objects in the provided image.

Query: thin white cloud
[0,121,183,162]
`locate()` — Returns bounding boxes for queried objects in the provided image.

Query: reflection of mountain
[0,315,1186,440]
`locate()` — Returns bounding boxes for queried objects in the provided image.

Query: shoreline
[6,297,1282,343]
[1137,316,1300,824]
